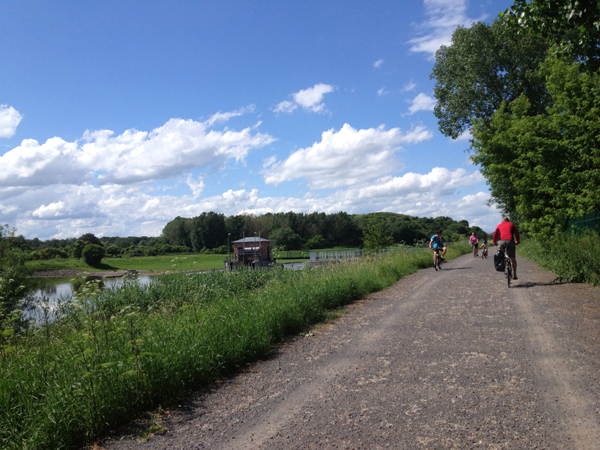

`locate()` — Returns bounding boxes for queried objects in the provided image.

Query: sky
[0,0,515,240]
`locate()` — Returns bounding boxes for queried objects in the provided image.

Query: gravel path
[101,254,600,449]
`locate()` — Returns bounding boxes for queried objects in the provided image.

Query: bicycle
[433,248,443,271]
[472,244,479,258]
[481,247,488,259]
[500,244,513,287]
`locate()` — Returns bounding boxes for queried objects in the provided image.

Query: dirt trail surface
[101,254,600,449]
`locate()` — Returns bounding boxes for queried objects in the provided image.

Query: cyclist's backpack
[494,250,505,272]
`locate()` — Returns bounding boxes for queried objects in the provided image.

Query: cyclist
[493,216,521,279]
[480,239,488,257]
[429,230,447,267]
[469,232,479,256]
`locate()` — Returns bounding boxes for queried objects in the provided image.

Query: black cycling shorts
[498,240,516,258]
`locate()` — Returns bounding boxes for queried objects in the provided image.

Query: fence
[310,249,363,261]
[568,211,600,233]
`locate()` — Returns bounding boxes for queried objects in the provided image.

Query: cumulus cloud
[408,0,483,57]
[373,59,384,68]
[408,93,436,114]
[263,123,433,189]
[3,165,493,239]
[273,83,335,114]
[377,87,389,97]
[0,105,23,138]
[0,108,275,187]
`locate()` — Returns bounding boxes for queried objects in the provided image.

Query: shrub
[519,229,600,284]
[82,244,106,266]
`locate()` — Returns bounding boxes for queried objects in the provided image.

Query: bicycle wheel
[506,262,512,288]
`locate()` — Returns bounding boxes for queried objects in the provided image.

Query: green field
[26,249,364,273]
[26,253,227,272]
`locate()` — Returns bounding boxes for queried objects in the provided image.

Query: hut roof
[232,237,270,243]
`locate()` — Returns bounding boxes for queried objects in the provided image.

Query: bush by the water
[0,244,469,449]
[82,243,106,266]
[519,229,600,285]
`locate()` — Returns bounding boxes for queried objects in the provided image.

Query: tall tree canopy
[471,57,600,236]
[503,0,600,73]
[431,18,549,139]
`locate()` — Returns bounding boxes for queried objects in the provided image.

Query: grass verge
[2,244,469,449]
[519,230,600,285]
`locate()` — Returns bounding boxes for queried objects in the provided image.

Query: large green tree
[362,216,394,251]
[268,227,302,251]
[503,0,600,73]
[472,57,600,236]
[190,212,227,251]
[431,18,549,139]
[162,216,193,248]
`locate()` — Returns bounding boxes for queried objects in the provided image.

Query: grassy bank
[519,230,600,285]
[2,244,469,449]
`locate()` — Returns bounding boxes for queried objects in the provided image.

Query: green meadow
[27,254,226,273]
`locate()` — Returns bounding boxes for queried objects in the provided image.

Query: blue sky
[0,0,514,240]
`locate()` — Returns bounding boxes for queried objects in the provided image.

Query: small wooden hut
[227,237,273,269]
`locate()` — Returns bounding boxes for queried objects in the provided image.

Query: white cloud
[377,87,388,97]
[0,105,23,138]
[373,59,384,68]
[186,174,205,199]
[262,155,277,168]
[402,80,416,92]
[2,164,496,239]
[401,125,434,143]
[408,93,436,114]
[203,105,256,127]
[408,0,483,58]
[32,201,67,218]
[0,109,275,187]
[454,129,472,141]
[272,100,298,114]
[263,123,433,189]
[273,83,336,114]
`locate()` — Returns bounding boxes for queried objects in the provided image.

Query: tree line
[161,211,487,251]
[432,0,600,237]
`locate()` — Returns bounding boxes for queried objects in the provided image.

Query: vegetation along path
[102,254,600,449]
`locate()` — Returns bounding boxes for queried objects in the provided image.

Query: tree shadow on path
[512,277,566,289]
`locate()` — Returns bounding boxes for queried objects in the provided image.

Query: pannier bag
[494,250,505,272]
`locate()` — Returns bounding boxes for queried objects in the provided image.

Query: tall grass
[1,244,469,449]
[519,229,600,285]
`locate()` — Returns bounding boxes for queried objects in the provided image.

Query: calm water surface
[29,275,159,323]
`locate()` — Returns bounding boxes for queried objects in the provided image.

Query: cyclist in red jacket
[493,216,521,279]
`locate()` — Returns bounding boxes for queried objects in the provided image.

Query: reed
[0,244,469,449]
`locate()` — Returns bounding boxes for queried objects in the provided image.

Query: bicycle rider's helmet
[482,239,487,243]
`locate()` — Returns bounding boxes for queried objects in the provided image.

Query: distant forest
[159,211,486,251]
[9,211,487,258]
